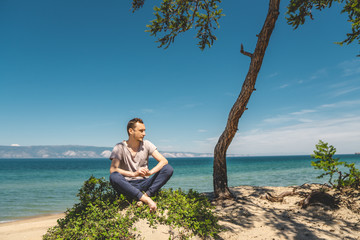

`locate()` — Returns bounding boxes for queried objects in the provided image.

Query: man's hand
[135,167,149,177]
[145,170,153,177]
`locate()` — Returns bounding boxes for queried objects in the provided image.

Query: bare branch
[240,44,253,58]
[260,189,297,202]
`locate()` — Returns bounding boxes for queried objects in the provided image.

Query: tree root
[260,188,297,202]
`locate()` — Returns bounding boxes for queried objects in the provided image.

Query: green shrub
[43,176,221,240]
[311,140,360,190]
[153,188,220,238]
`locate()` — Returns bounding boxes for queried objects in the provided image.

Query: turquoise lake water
[0,155,359,222]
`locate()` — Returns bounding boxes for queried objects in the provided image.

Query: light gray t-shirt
[110,140,157,180]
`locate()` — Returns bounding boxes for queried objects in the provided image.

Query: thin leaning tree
[131,0,360,199]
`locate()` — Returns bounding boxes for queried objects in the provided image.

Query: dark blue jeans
[109,164,173,200]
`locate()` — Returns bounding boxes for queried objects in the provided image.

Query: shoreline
[0,211,66,224]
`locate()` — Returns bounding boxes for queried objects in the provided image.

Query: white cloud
[327,79,360,97]
[10,144,20,147]
[290,109,317,115]
[320,99,360,109]
[268,72,278,78]
[320,103,336,108]
[297,118,313,123]
[197,129,208,133]
[262,113,315,125]
[228,115,360,155]
[262,100,360,127]
[191,100,360,155]
[329,80,352,89]
[338,59,360,77]
[310,68,327,80]
[263,116,293,124]
[333,86,360,97]
[279,84,289,89]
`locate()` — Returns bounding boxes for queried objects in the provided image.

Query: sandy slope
[215,185,360,240]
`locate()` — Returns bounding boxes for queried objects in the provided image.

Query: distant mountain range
[0,145,213,158]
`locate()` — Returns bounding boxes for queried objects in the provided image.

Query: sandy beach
[0,213,65,240]
[1,185,359,240]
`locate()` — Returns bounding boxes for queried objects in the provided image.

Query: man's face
[130,122,146,141]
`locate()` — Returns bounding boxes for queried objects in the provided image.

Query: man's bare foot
[140,194,157,212]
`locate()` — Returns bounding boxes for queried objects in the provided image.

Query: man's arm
[110,158,148,177]
[147,150,168,176]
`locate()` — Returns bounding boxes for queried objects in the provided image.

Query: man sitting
[109,118,173,212]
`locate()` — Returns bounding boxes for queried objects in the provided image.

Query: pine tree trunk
[213,0,280,199]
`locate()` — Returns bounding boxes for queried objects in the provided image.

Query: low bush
[43,176,221,240]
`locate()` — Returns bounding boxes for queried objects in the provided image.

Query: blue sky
[1,0,359,155]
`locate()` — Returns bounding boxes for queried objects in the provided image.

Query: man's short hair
[127,118,144,136]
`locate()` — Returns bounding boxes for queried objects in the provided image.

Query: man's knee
[109,172,126,186]
[162,164,174,177]
[109,172,142,199]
